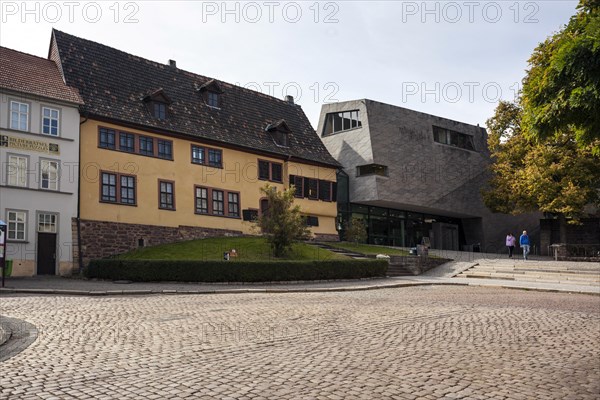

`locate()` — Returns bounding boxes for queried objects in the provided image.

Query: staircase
[456,259,600,286]
[307,242,370,259]
[385,264,415,277]
[307,242,414,276]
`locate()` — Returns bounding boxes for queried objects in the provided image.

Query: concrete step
[475,262,600,272]
[473,265,600,274]
[462,272,600,282]
[458,272,600,285]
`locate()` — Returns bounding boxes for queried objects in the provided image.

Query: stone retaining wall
[76,219,242,265]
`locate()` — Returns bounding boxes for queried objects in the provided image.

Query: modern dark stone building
[318,99,540,253]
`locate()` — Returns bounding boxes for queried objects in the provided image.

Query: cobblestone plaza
[1,286,599,399]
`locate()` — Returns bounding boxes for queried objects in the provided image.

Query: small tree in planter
[257,184,310,257]
[344,217,367,244]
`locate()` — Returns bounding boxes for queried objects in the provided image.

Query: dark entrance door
[37,233,56,275]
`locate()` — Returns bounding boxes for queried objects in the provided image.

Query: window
[195,187,240,217]
[305,216,319,227]
[323,110,361,136]
[120,175,136,204]
[139,136,154,156]
[7,210,26,241]
[207,92,219,108]
[101,173,117,202]
[292,175,304,197]
[38,213,57,233]
[100,127,174,159]
[271,163,282,183]
[258,160,282,182]
[158,139,173,159]
[195,187,209,214]
[10,101,29,131]
[153,102,167,120]
[212,190,224,215]
[308,179,318,200]
[357,164,388,177]
[7,155,27,187]
[40,160,59,191]
[242,209,258,221]
[159,180,175,210]
[208,148,222,167]
[228,192,240,217]
[293,176,336,202]
[119,132,135,152]
[99,128,116,149]
[192,145,205,164]
[101,172,136,205]
[258,160,270,180]
[192,145,222,166]
[319,180,332,202]
[433,126,475,151]
[42,107,60,136]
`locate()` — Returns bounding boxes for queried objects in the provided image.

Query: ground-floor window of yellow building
[159,180,175,210]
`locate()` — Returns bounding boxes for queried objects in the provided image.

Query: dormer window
[142,88,172,120]
[265,119,291,147]
[154,102,167,120]
[196,79,224,109]
[207,92,219,108]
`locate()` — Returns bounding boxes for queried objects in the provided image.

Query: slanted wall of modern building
[319,99,540,252]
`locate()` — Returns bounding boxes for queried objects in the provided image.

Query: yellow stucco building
[50,30,340,264]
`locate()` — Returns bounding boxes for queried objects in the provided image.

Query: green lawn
[118,236,349,261]
[327,242,409,256]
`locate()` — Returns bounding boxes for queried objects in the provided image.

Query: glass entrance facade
[337,202,465,248]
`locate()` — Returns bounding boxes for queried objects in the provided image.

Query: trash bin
[2,260,12,277]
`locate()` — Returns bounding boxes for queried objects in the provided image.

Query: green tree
[257,184,309,257]
[344,217,367,244]
[483,101,600,241]
[521,0,600,153]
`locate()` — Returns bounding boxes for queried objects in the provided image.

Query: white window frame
[37,212,58,233]
[40,159,60,191]
[7,210,27,241]
[10,101,29,131]
[42,107,60,136]
[7,154,28,187]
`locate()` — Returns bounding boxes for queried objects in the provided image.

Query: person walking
[506,233,516,258]
[519,230,530,260]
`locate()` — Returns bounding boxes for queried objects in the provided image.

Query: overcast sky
[1,0,578,129]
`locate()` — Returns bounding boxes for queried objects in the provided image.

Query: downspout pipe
[76,110,89,273]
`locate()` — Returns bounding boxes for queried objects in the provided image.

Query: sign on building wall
[0,135,60,155]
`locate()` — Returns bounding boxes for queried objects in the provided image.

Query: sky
[0,0,578,129]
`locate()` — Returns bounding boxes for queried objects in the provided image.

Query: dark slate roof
[51,30,339,167]
[0,46,82,104]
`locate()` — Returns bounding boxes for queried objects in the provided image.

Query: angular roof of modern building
[50,29,340,167]
[0,46,82,104]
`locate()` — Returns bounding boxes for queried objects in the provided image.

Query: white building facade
[0,47,82,276]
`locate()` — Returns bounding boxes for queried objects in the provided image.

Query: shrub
[84,259,388,282]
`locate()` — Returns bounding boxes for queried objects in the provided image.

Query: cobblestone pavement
[1,286,599,399]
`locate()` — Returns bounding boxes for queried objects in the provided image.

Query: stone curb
[0,282,435,296]
[1,280,597,296]
[0,316,38,362]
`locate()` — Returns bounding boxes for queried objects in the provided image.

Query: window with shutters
[258,160,282,182]
[307,179,319,200]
